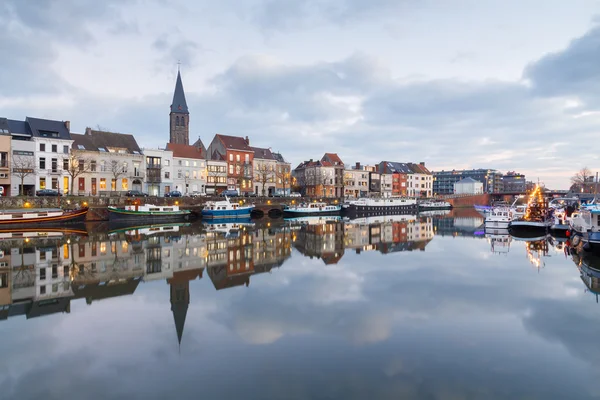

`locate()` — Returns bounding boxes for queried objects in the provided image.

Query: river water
[1,209,599,400]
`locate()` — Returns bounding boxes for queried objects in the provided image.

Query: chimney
[245,136,249,145]
[64,121,70,132]
[420,162,425,166]
[310,159,313,162]
[355,162,361,170]
[85,127,92,135]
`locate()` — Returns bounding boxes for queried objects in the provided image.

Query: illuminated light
[82,201,88,207]
[175,201,179,205]
[25,238,30,243]
[267,200,271,205]
[24,202,31,208]
[66,200,71,204]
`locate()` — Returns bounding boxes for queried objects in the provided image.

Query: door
[91,178,97,195]
[78,177,85,193]
[165,185,170,194]
[63,177,69,194]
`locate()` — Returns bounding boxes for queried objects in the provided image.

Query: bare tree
[63,151,94,195]
[275,165,291,196]
[12,155,36,196]
[255,163,274,196]
[110,159,127,191]
[571,166,594,193]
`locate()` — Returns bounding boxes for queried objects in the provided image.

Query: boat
[570,207,600,250]
[108,203,191,222]
[0,207,88,225]
[418,200,452,211]
[201,197,254,219]
[486,229,511,254]
[344,213,417,225]
[203,218,255,236]
[509,186,553,233]
[484,207,513,229]
[285,215,341,224]
[108,222,190,236]
[342,197,417,217]
[283,202,341,217]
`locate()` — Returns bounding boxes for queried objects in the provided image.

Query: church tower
[169,69,189,145]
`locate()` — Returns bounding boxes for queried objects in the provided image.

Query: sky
[1,0,600,189]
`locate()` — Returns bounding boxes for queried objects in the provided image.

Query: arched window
[176,116,180,126]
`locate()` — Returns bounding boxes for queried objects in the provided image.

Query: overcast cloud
[1,0,600,187]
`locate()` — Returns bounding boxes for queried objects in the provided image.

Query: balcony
[146,167,161,183]
[131,170,144,179]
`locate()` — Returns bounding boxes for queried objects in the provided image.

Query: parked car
[124,190,148,197]
[244,192,258,198]
[220,189,239,197]
[289,192,302,197]
[164,190,182,198]
[185,191,206,198]
[36,189,61,197]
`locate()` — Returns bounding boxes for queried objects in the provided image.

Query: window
[91,160,96,172]
[229,165,233,174]
[63,145,69,154]
[185,160,189,167]
[40,143,45,152]
[51,158,57,172]
[245,154,249,163]
[39,157,46,170]
[165,159,170,166]
[181,117,185,127]
[121,178,128,190]
[40,285,46,295]
[229,154,233,161]
[78,159,84,171]
[52,177,58,189]
[178,171,182,179]
[122,162,127,172]
[165,171,170,179]
[185,171,189,178]
[51,144,57,153]
[100,178,106,190]
[39,177,46,189]
[193,171,197,179]
[40,268,46,280]
[176,116,180,126]
[178,160,182,166]
[111,179,116,191]
[193,161,197,167]
[236,154,240,162]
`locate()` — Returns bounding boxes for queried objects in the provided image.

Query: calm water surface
[1,209,600,400]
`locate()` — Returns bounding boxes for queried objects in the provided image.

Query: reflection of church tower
[169,68,189,145]
[170,281,190,347]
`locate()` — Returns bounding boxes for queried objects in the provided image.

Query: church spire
[170,282,190,348]
[170,70,189,114]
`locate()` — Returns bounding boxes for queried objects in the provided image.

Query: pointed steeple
[170,282,190,347]
[170,70,189,114]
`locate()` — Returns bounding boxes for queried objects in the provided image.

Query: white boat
[570,206,600,249]
[285,216,342,225]
[108,204,191,221]
[342,197,418,217]
[284,202,341,216]
[484,208,513,229]
[418,200,452,211]
[201,197,255,219]
[509,185,552,233]
[203,219,254,235]
[344,214,417,225]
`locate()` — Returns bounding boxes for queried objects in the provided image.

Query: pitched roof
[380,161,413,174]
[456,177,481,184]
[407,163,431,175]
[74,128,142,154]
[26,117,71,140]
[322,153,344,166]
[192,137,207,154]
[250,146,275,160]
[170,70,189,114]
[272,152,287,163]
[6,119,31,136]
[0,118,9,135]
[215,134,253,152]
[166,143,204,159]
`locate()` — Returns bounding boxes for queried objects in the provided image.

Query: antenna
[177,60,181,72]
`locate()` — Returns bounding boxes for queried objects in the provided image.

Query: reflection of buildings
[293,216,434,262]
[206,225,293,289]
[432,208,484,238]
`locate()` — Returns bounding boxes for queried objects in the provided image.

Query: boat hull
[342,204,417,218]
[509,220,552,229]
[484,220,510,229]
[283,209,341,217]
[418,205,452,211]
[108,208,191,222]
[201,207,254,219]
[0,208,88,226]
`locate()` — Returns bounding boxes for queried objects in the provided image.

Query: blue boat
[201,197,254,219]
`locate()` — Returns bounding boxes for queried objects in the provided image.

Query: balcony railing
[131,171,145,179]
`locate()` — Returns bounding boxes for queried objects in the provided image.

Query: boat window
[38,212,48,217]
[150,208,161,211]
[11,214,23,218]
[163,208,173,211]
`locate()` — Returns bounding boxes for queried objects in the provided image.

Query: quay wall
[445,194,490,208]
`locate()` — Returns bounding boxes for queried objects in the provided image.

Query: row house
[344,162,369,198]
[166,143,207,194]
[379,161,411,197]
[251,146,277,196]
[293,153,344,198]
[206,159,227,195]
[143,148,174,196]
[5,119,35,196]
[272,152,292,196]
[379,161,432,198]
[407,162,433,197]
[322,153,344,197]
[207,134,254,194]
[0,120,10,195]
[71,128,144,195]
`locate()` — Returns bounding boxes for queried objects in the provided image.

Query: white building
[143,148,174,196]
[166,143,207,195]
[344,168,369,198]
[206,159,227,195]
[71,128,145,195]
[380,174,393,198]
[454,177,484,195]
[26,117,73,194]
[251,146,277,196]
[407,162,433,198]
[10,139,36,196]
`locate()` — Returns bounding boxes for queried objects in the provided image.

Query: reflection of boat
[0,207,88,225]
[284,202,341,217]
[0,226,88,239]
[418,200,452,211]
[342,197,417,217]
[285,216,341,225]
[108,222,190,236]
[201,197,254,219]
[108,204,191,221]
[418,209,451,217]
[203,218,254,235]
[344,214,417,225]
[486,229,511,254]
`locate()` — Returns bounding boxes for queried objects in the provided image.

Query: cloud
[152,34,202,70]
